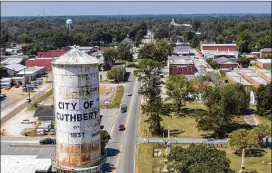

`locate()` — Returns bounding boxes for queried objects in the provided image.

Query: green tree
[100,130,111,155]
[103,47,118,69]
[206,59,219,69]
[165,75,195,113]
[229,129,259,150]
[117,43,133,61]
[135,59,164,135]
[256,83,272,116]
[107,67,123,82]
[236,29,252,53]
[168,145,233,173]
[237,56,250,68]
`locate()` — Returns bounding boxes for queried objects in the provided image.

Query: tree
[168,145,234,173]
[107,67,123,82]
[237,56,250,68]
[236,29,252,53]
[135,59,164,135]
[197,83,250,137]
[101,130,110,155]
[102,47,118,70]
[165,75,195,113]
[206,59,219,69]
[256,83,272,116]
[229,129,259,150]
[117,43,133,61]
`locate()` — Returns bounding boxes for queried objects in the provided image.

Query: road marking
[124,80,138,135]
[113,145,123,173]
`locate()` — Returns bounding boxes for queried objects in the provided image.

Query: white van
[36,129,45,135]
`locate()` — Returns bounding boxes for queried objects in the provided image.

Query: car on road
[39,138,56,145]
[121,104,127,113]
[26,98,32,103]
[119,124,125,131]
[0,93,7,98]
[21,119,33,124]
[127,92,132,96]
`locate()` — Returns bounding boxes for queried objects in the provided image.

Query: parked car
[36,129,45,135]
[0,93,7,98]
[21,119,33,124]
[119,124,125,131]
[127,92,132,96]
[49,129,55,135]
[5,86,11,90]
[26,98,31,103]
[15,84,20,88]
[39,138,56,145]
[39,124,51,132]
[121,104,127,113]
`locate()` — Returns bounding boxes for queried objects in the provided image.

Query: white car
[127,92,132,96]
[21,119,33,124]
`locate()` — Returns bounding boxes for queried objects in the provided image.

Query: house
[214,57,238,70]
[169,58,195,76]
[260,48,272,58]
[33,105,54,121]
[17,67,45,82]
[0,57,24,65]
[3,63,27,76]
[121,35,134,48]
[201,43,238,59]
[256,59,271,69]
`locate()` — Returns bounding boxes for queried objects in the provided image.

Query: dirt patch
[99,86,112,95]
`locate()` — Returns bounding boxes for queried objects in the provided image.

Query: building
[169,56,196,76]
[226,72,252,87]
[121,35,134,48]
[214,57,238,70]
[17,67,45,81]
[33,105,54,121]
[239,69,267,88]
[26,58,53,71]
[1,155,51,173]
[201,44,238,59]
[37,50,67,58]
[0,57,24,65]
[69,46,93,54]
[3,63,27,76]
[260,48,272,58]
[255,69,271,83]
[0,78,12,88]
[169,18,192,27]
[256,59,271,69]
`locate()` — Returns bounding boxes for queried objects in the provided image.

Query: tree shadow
[106,148,120,157]
[123,72,131,82]
[101,163,115,173]
[226,123,254,134]
[234,148,266,157]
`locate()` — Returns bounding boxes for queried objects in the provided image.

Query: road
[102,70,142,173]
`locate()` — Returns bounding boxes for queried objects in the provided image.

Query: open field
[136,143,272,173]
[99,85,112,95]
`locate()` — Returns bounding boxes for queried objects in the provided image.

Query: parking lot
[1,142,55,158]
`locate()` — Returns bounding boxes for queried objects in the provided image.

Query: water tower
[66,19,73,30]
[51,46,106,172]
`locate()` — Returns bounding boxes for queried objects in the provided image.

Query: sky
[1,1,271,17]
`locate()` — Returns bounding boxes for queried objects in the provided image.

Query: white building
[3,63,27,76]
[17,66,45,81]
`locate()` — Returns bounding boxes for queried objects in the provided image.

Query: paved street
[102,70,142,173]
[138,137,229,145]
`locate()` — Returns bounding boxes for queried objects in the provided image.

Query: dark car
[39,138,56,145]
[121,104,127,113]
[26,98,32,103]
[119,124,125,131]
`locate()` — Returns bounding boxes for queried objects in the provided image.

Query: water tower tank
[66,19,73,30]
[52,46,102,172]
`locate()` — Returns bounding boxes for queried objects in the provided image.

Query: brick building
[37,50,67,58]
[201,43,238,59]
[256,59,271,69]
[169,58,196,76]
[239,69,267,88]
[260,48,272,58]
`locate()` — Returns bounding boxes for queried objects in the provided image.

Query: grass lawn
[255,115,271,126]
[223,148,272,173]
[100,85,124,109]
[137,143,272,173]
[99,85,112,95]
[27,89,53,111]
